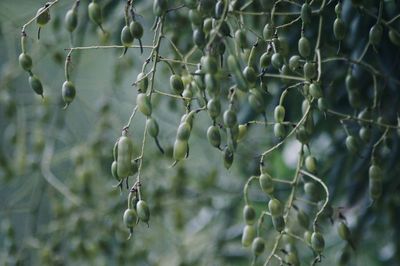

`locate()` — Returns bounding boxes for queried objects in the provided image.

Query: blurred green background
[1,0,400,265]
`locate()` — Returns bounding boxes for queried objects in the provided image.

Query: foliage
[1,0,400,265]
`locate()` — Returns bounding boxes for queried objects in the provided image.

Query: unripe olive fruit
[65,9,78,32]
[268,198,283,216]
[311,232,325,253]
[62,80,76,105]
[298,36,311,58]
[305,155,317,173]
[333,18,346,41]
[136,200,150,223]
[274,105,285,123]
[29,74,44,96]
[121,25,133,46]
[243,205,256,225]
[137,93,152,116]
[241,225,256,247]
[19,53,33,71]
[123,208,137,228]
[259,173,274,194]
[170,74,184,95]
[130,21,143,39]
[207,125,221,148]
[88,1,102,26]
[251,237,265,255]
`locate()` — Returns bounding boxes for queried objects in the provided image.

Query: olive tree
[1,0,400,265]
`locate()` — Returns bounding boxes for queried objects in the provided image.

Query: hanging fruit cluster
[15,0,400,265]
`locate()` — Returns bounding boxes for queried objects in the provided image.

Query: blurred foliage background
[0,0,400,265]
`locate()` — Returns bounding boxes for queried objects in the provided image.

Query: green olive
[207,98,221,119]
[309,83,322,98]
[369,164,382,180]
[177,122,191,141]
[88,1,102,27]
[305,155,317,173]
[263,23,274,40]
[136,72,148,92]
[123,208,137,228]
[65,9,78,32]
[259,173,274,194]
[136,200,150,223]
[348,90,361,109]
[173,139,188,161]
[29,74,44,96]
[189,9,202,26]
[298,36,311,58]
[137,93,152,116]
[243,66,257,85]
[369,177,382,200]
[251,237,265,256]
[272,215,285,232]
[241,225,256,247]
[243,205,256,225]
[146,117,159,138]
[289,55,301,71]
[193,28,206,49]
[296,126,310,144]
[388,30,400,46]
[207,125,221,148]
[19,53,33,71]
[311,232,325,253]
[314,95,325,110]
[274,105,285,123]
[260,52,271,69]
[111,161,120,181]
[369,24,383,46]
[304,182,322,202]
[333,18,346,41]
[271,52,283,69]
[203,18,213,35]
[237,124,247,142]
[129,21,143,39]
[268,198,283,216]
[235,29,248,48]
[117,135,133,177]
[62,80,76,105]
[170,74,184,95]
[303,62,317,80]
[357,108,372,126]
[223,109,237,128]
[301,3,312,25]
[121,25,133,47]
[345,135,359,154]
[36,6,51,26]
[223,146,234,169]
[359,126,371,143]
[274,123,286,139]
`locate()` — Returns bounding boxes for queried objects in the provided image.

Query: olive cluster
[14,0,400,265]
